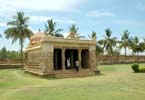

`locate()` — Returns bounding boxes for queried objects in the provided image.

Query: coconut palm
[133,37,145,54]
[44,19,63,37]
[98,28,117,55]
[129,36,145,61]
[69,24,79,33]
[96,44,103,55]
[88,31,97,39]
[69,24,84,38]
[4,11,33,66]
[129,36,139,55]
[119,30,130,56]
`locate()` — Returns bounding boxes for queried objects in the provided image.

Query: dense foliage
[131,63,139,72]
[0,47,20,58]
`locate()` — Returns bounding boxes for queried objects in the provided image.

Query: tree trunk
[20,38,24,67]
[136,52,139,62]
[125,47,127,57]
[125,47,127,63]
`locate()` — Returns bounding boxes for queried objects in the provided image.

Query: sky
[0,0,145,52]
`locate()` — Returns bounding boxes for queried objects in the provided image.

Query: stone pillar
[70,50,73,68]
[89,44,97,71]
[78,49,82,70]
[54,50,58,70]
[62,48,66,70]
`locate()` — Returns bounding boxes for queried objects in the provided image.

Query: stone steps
[24,67,44,75]
[53,69,97,78]
[24,67,99,78]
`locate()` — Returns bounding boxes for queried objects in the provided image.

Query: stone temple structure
[24,32,99,78]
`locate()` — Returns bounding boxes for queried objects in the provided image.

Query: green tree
[69,24,84,38]
[119,30,130,56]
[0,47,21,58]
[129,36,145,61]
[69,24,79,34]
[98,28,117,55]
[4,11,33,66]
[44,19,63,37]
[0,47,7,58]
[96,44,103,55]
[88,31,97,39]
[129,36,139,55]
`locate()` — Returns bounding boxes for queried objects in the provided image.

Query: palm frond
[55,29,63,34]
[54,33,64,37]
[44,19,63,37]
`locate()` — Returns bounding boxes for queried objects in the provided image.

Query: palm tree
[98,28,117,55]
[69,24,84,38]
[129,36,145,61]
[96,44,103,55]
[4,11,33,66]
[120,30,130,56]
[44,19,63,37]
[130,36,139,55]
[0,47,7,58]
[69,24,79,33]
[88,31,97,39]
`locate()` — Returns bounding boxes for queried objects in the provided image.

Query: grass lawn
[0,64,145,100]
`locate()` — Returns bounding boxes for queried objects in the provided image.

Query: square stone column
[78,49,82,70]
[62,48,66,70]
[89,44,97,71]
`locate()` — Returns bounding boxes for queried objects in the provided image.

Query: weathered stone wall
[24,47,44,74]
[27,49,41,65]
[40,42,54,73]
[0,58,22,64]
[96,55,145,64]
[0,58,22,69]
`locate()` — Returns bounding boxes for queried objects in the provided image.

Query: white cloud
[0,0,82,23]
[0,0,81,12]
[30,16,76,24]
[86,10,115,17]
[30,16,51,22]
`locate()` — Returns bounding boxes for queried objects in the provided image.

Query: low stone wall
[0,58,22,64]
[0,58,23,69]
[1,56,145,69]
[96,55,145,64]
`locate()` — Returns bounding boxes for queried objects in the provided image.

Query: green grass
[0,64,145,100]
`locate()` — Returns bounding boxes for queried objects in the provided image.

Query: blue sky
[0,0,145,51]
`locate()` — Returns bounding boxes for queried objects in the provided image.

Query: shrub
[139,68,145,72]
[131,64,139,72]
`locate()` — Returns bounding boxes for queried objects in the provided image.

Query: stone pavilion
[24,32,99,78]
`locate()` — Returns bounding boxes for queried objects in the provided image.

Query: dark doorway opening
[65,49,78,69]
[81,49,90,69]
[53,49,62,70]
